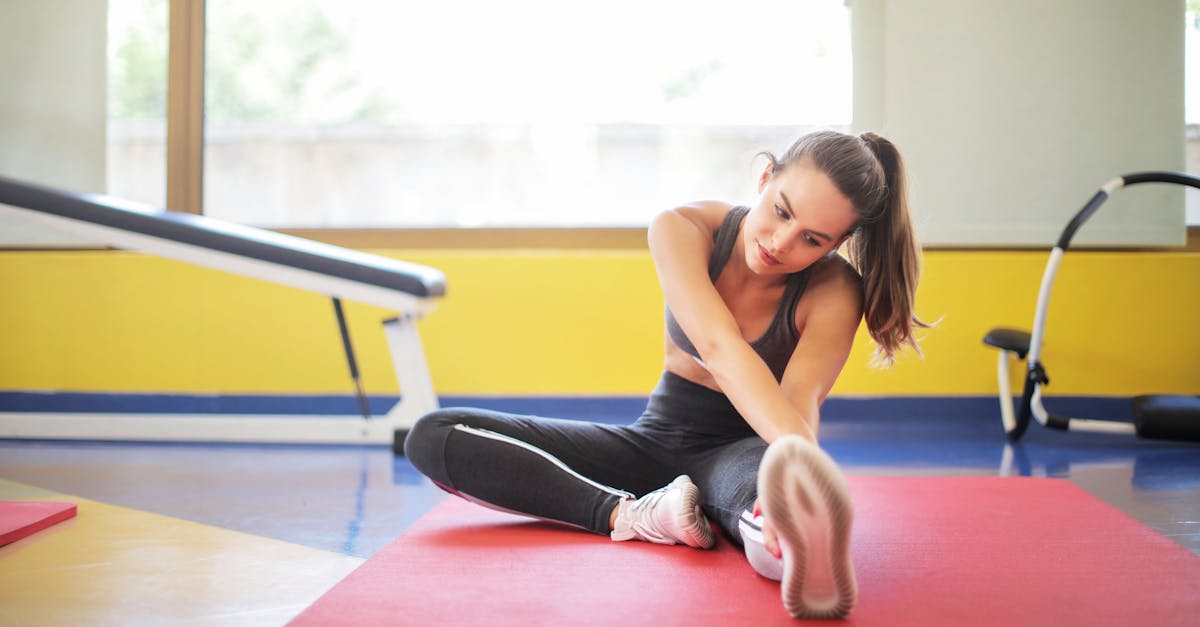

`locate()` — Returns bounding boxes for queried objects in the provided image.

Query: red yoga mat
[291,477,1200,626]
[0,500,77,546]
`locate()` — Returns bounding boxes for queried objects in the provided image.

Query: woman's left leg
[683,435,766,547]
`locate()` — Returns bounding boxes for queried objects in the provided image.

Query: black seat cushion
[983,328,1032,359]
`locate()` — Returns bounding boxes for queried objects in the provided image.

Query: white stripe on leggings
[452,423,635,500]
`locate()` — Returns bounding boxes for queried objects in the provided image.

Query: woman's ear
[757,162,775,193]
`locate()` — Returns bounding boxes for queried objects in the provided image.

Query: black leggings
[404,371,766,546]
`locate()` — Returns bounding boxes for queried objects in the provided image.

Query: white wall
[0,0,108,246]
[853,0,1186,247]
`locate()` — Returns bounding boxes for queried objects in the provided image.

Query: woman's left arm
[695,261,862,447]
[752,265,862,559]
[720,260,863,445]
[775,266,864,443]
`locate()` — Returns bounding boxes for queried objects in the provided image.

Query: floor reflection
[821,414,1200,554]
[1,412,1197,558]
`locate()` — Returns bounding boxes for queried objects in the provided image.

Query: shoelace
[625,486,673,543]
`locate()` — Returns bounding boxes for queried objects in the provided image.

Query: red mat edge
[0,500,78,546]
[291,477,1200,627]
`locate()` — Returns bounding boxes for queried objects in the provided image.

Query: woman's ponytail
[770,130,930,365]
[851,132,929,366]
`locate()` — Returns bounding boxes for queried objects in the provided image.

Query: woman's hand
[753,498,782,558]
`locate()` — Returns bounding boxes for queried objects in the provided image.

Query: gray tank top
[664,207,811,382]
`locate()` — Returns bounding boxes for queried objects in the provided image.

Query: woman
[405,129,926,619]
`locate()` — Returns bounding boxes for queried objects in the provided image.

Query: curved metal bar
[1056,190,1111,250]
[1026,248,1065,366]
[1056,171,1200,250]
[1122,171,1200,188]
[1009,171,1200,441]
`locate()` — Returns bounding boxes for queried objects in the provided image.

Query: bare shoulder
[802,254,864,316]
[668,200,735,234]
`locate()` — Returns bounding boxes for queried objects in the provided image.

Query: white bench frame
[0,187,441,446]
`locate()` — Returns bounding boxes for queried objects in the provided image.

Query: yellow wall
[1,249,1198,398]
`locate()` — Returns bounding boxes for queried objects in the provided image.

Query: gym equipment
[0,175,444,449]
[983,172,1200,441]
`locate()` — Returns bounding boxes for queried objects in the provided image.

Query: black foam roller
[1132,395,1200,442]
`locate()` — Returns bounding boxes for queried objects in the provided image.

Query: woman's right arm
[647,203,732,345]
[648,204,817,444]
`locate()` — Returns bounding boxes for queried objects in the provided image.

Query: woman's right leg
[404,407,679,536]
[757,435,858,620]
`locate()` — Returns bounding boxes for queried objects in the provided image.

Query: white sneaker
[610,475,715,549]
[758,435,857,619]
[739,510,783,581]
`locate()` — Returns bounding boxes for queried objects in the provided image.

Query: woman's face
[742,161,859,276]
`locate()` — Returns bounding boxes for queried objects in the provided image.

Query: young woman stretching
[404,129,926,619]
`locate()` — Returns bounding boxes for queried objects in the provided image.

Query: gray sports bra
[664,206,811,382]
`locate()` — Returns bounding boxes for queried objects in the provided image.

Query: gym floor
[2,411,1198,625]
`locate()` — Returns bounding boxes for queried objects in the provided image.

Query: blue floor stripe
[0,391,1136,424]
[0,391,400,416]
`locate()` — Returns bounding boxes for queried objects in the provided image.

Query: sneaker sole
[672,475,716,549]
[758,437,856,619]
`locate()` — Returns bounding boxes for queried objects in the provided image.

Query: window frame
[155,1,1199,252]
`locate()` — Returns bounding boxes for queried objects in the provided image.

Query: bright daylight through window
[107,1,1199,227]
[108,0,852,227]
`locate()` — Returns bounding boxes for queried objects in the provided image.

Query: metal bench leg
[997,350,1016,434]
[382,314,439,453]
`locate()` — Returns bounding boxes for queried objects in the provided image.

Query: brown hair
[762,129,929,366]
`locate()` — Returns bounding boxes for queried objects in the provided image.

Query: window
[196,0,852,227]
[102,2,1200,230]
[107,0,168,208]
